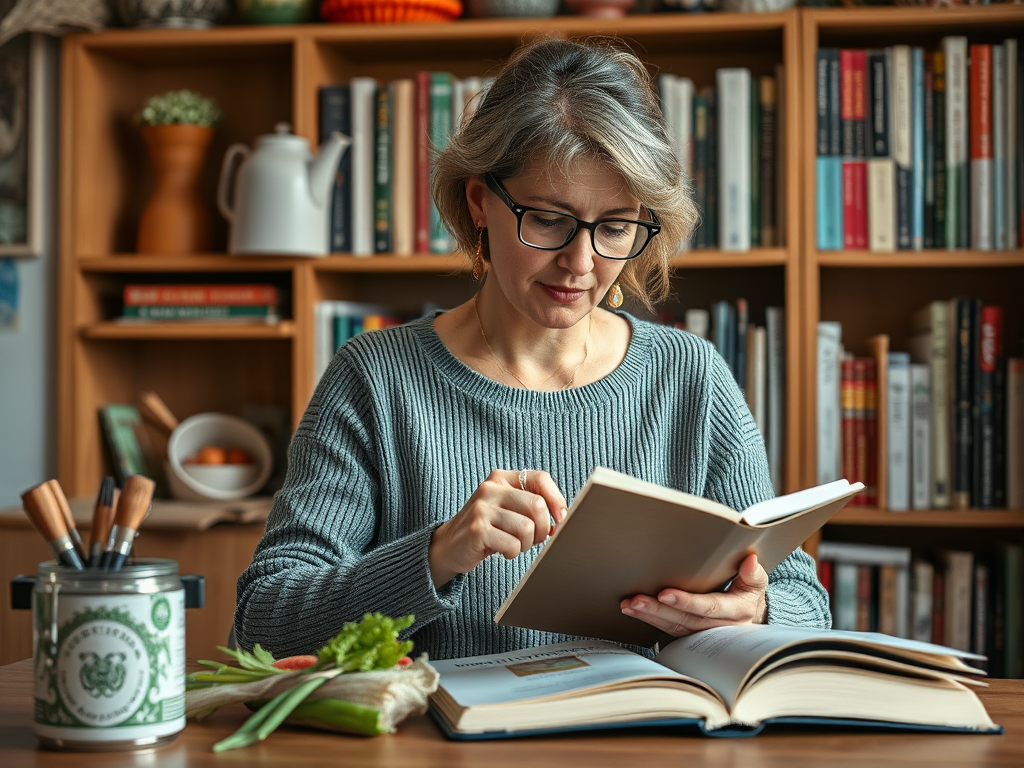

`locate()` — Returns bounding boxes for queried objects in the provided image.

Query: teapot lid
[257,122,309,147]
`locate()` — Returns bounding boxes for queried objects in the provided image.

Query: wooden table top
[1,658,1022,768]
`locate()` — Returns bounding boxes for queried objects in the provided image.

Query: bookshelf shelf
[81,321,296,340]
[313,255,471,273]
[79,256,307,272]
[816,251,1024,268]
[671,249,789,268]
[829,508,1024,528]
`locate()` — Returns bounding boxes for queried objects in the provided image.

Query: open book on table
[429,624,1001,739]
[495,468,864,646]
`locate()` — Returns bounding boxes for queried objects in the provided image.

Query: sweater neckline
[412,309,653,410]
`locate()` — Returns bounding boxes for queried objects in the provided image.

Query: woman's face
[467,156,637,331]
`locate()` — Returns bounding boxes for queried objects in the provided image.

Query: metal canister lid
[36,558,182,594]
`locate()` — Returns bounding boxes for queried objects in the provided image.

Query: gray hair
[432,36,697,311]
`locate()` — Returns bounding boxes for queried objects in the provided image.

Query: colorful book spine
[816,49,843,250]
[704,85,719,250]
[943,37,969,249]
[842,357,857,496]
[868,48,895,253]
[970,44,994,251]
[373,85,393,254]
[924,55,935,249]
[718,68,751,252]
[429,72,455,254]
[911,47,925,251]
[318,85,352,253]
[123,284,278,305]
[952,297,979,509]
[892,45,913,251]
[122,305,276,319]
[864,356,878,507]
[933,50,947,249]
[759,76,777,248]
[841,49,868,250]
[976,306,1002,509]
[817,321,842,484]
[692,92,711,250]
[415,70,432,254]
[854,358,870,506]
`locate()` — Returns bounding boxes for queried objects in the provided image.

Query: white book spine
[818,541,912,566]
[868,158,896,251]
[817,321,842,484]
[350,77,378,256]
[993,45,1008,251]
[765,306,785,496]
[895,564,911,639]
[910,363,931,510]
[1006,39,1018,250]
[833,562,859,632]
[941,551,973,653]
[929,302,951,509]
[684,308,709,339]
[911,560,934,643]
[718,68,751,252]
[943,37,968,249]
[887,352,911,512]
[1009,359,1024,510]
[678,76,695,180]
[391,79,415,255]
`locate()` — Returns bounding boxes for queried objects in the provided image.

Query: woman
[234,37,829,661]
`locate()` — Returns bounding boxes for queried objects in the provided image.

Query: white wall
[0,38,59,509]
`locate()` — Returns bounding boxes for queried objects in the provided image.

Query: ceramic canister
[31,559,186,750]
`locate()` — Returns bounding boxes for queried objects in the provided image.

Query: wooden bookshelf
[58,11,804,498]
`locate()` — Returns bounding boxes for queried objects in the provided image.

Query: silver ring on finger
[518,468,529,491]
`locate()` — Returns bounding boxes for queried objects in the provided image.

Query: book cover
[98,404,163,491]
[495,468,863,647]
[319,85,352,253]
[430,626,997,740]
[717,68,751,252]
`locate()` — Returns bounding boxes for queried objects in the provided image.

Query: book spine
[944,37,969,249]
[319,85,352,253]
[930,301,952,509]
[1006,39,1019,250]
[678,77,695,183]
[833,561,859,631]
[887,351,911,512]
[390,79,416,256]
[952,297,978,510]
[853,358,870,505]
[693,93,710,250]
[759,76,776,247]
[994,357,1007,509]
[864,357,878,507]
[1010,359,1024,510]
[415,70,431,254]
[429,72,454,254]
[123,285,278,306]
[924,56,935,249]
[993,45,1008,251]
[765,306,785,496]
[817,321,842,484]
[868,49,895,252]
[842,161,868,250]
[816,49,831,156]
[817,157,844,250]
[705,86,719,249]
[878,563,898,636]
[971,44,994,251]
[841,49,856,158]
[892,46,913,250]
[718,68,751,252]
[977,306,1002,509]
[749,76,761,248]
[735,298,749,393]
[841,356,857,493]
[373,85,392,254]
[941,550,974,652]
[122,305,275,319]
[911,47,925,251]
[350,76,377,257]
[973,562,989,657]
[912,559,934,643]
[933,50,947,249]
[911,362,931,510]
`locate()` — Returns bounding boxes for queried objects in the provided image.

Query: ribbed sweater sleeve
[234,312,830,660]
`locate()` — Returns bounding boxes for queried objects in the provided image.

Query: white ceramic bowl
[166,413,273,501]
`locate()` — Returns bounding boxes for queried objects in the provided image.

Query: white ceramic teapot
[217,123,350,256]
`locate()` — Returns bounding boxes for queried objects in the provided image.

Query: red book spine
[841,357,857,491]
[853,357,869,504]
[123,284,278,306]
[842,161,868,249]
[414,70,432,255]
[863,357,878,507]
[819,559,833,595]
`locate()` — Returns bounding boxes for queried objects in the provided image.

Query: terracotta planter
[137,124,215,255]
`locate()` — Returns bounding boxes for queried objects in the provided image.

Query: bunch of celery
[185,613,439,752]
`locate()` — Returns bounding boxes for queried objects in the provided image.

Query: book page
[740,479,862,525]
[431,641,712,708]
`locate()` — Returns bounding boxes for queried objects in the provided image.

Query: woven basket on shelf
[320,0,463,22]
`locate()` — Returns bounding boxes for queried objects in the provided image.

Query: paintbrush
[102,474,155,570]
[88,476,117,568]
[21,482,85,570]
[46,479,88,564]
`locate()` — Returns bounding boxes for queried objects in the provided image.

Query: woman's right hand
[428,469,568,588]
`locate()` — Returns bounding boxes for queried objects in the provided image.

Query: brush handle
[46,480,87,563]
[49,535,85,570]
[103,523,138,571]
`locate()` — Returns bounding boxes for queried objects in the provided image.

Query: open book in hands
[495,468,864,646]
[430,624,1000,739]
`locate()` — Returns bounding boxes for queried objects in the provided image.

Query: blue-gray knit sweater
[234,311,830,660]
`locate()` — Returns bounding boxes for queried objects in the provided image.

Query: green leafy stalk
[283,698,385,736]
[212,676,329,752]
[314,613,414,672]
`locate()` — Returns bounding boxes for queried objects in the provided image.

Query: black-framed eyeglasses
[484,173,661,260]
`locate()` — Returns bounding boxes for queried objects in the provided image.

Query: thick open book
[430,624,1001,739]
[495,468,864,646]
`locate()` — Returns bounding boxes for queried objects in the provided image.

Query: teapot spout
[308,131,351,208]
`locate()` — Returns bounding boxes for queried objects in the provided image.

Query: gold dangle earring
[606,283,623,309]
[472,226,486,281]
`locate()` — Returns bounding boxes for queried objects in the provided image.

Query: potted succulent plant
[135,90,223,255]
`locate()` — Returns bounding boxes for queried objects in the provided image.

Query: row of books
[115,283,283,323]
[659,67,785,251]
[319,74,492,258]
[661,301,786,494]
[817,540,1024,678]
[815,39,1023,251]
[816,299,1024,511]
[313,300,419,382]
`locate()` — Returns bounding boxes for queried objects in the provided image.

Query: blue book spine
[319,85,352,253]
[817,157,844,249]
[911,48,925,250]
[333,315,353,352]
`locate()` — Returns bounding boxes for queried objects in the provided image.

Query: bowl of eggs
[165,413,273,501]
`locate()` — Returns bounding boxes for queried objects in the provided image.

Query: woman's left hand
[619,553,769,638]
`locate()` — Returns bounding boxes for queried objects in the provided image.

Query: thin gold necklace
[473,294,591,391]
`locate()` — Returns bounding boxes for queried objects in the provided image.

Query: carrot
[271,655,318,671]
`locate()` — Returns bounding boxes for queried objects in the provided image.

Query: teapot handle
[217,144,250,222]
